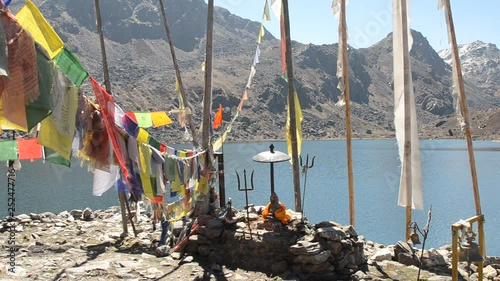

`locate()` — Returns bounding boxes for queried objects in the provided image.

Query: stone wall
[173,209,367,279]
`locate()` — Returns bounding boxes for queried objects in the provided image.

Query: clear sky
[211,0,499,51]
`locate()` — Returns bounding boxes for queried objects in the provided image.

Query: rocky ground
[1,206,500,281]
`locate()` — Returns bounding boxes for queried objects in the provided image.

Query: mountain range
[9,0,500,143]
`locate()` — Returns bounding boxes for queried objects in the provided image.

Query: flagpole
[202,0,214,152]
[339,0,355,227]
[158,0,199,147]
[94,0,136,237]
[443,0,481,216]
[282,0,302,212]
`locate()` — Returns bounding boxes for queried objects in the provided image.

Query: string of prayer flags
[53,48,88,87]
[0,140,17,161]
[17,138,42,161]
[213,104,223,129]
[16,0,64,59]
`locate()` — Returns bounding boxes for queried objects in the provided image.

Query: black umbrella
[252,144,290,195]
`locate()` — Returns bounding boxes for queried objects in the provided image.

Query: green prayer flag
[148,136,161,151]
[25,48,53,131]
[135,112,153,128]
[44,147,71,167]
[0,140,18,161]
[54,48,88,87]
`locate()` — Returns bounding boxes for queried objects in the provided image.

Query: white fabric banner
[93,165,119,196]
[393,0,423,210]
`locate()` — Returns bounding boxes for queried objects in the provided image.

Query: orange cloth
[262,202,290,225]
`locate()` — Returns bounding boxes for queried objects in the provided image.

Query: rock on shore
[0,206,499,280]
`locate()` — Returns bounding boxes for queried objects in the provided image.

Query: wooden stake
[400,0,413,241]
[282,0,302,212]
[339,0,355,227]
[443,0,482,215]
[158,0,199,147]
[201,0,214,151]
[94,0,136,237]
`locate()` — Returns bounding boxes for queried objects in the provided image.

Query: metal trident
[236,170,254,228]
[299,154,316,223]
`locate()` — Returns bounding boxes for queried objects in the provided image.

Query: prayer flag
[17,138,42,161]
[286,91,303,158]
[237,90,248,111]
[38,72,78,161]
[122,114,139,138]
[0,140,17,161]
[137,128,149,144]
[53,48,88,87]
[279,6,286,74]
[263,0,271,21]
[393,0,423,210]
[334,0,348,106]
[16,0,64,59]
[151,111,173,127]
[90,77,129,179]
[246,65,257,89]
[93,165,119,196]
[257,23,265,44]
[253,45,261,66]
[25,47,53,131]
[138,142,154,198]
[213,104,223,129]
[44,146,71,167]
[134,112,153,128]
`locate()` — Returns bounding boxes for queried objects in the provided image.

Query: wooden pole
[282,0,301,212]
[94,0,136,237]
[339,0,355,227]
[444,0,482,215]
[400,0,413,241]
[158,0,199,147]
[201,0,214,151]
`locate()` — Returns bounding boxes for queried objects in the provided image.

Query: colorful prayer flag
[38,71,78,161]
[0,140,17,161]
[44,146,71,167]
[137,128,150,144]
[263,0,271,21]
[16,0,64,59]
[90,77,129,179]
[286,91,303,158]
[150,111,173,127]
[134,112,153,128]
[53,48,88,87]
[213,104,223,129]
[17,138,42,161]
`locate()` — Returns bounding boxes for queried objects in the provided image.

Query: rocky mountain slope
[9,0,500,143]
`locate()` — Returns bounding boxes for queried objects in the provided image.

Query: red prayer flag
[17,138,42,161]
[280,11,286,74]
[89,77,129,179]
[213,104,223,129]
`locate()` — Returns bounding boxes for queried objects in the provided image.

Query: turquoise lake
[1,139,499,256]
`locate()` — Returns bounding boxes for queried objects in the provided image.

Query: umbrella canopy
[252,144,290,163]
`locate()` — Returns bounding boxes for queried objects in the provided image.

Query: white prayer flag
[393,0,423,210]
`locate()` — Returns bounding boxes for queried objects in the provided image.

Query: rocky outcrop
[1,206,500,280]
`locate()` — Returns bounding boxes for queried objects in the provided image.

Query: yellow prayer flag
[195,176,209,195]
[138,142,154,198]
[16,0,64,59]
[263,0,271,21]
[151,111,173,127]
[137,128,150,144]
[286,91,303,159]
[257,24,265,44]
